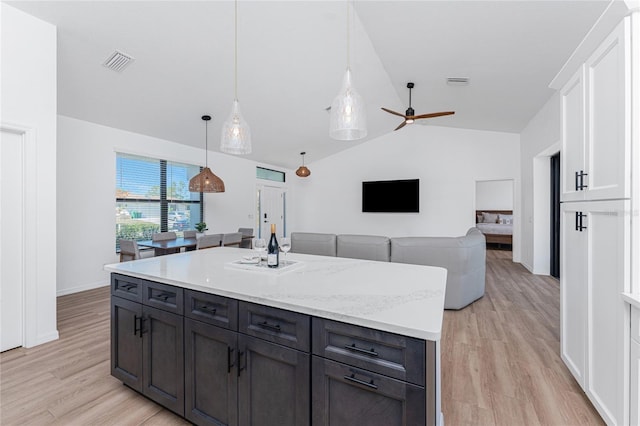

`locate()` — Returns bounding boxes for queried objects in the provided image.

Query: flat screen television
[362,179,419,213]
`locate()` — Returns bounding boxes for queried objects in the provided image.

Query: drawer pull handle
[345,343,379,357]
[121,284,135,292]
[237,351,246,377]
[343,374,378,390]
[258,321,281,332]
[156,292,172,302]
[200,305,217,315]
[227,346,235,373]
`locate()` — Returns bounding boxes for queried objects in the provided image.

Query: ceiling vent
[446,77,470,86]
[103,50,134,72]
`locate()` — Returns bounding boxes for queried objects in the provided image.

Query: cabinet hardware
[345,343,379,357]
[578,212,587,231]
[343,373,378,390]
[578,170,588,190]
[227,346,235,373]
[257,321,281,332]
[156,292,172,302]
[121,284,135,292]
[134,314,141,336]
[575,212,580,231]
[575,171,580,191]
[237,351,246,377]
[199,305,217,315]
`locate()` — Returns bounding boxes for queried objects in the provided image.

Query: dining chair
[183,230,197,238]
[196,233,223,250]
[152,231,179,255]
[119,239,141,262]
[238,227,253,249]
[222,232,243,247]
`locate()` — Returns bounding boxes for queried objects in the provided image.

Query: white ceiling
[6,0,610,169]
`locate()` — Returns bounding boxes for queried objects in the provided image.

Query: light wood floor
[0,250,603,425]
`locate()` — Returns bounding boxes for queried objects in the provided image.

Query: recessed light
[446,77,470,86]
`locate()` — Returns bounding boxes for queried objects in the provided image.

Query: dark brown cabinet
[111,274,437,425]
[110,274,184,416]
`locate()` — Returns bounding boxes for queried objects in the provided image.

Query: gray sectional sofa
[290,228,486,310]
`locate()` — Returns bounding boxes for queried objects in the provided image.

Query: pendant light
[221,0,252,155]
[189,115,225,193]
[329,0,367,141]
[295,152,311,178]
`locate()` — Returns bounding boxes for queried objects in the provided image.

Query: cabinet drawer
[111,273,143,302]
[185,290,238,330]
[239,302,310,351]
[311,356,428,426]
[632,306,640,344]
[142,281,183,315]
[312,318,426,386]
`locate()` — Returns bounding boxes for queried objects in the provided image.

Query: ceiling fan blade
[414,111,456,120]
[381,107,407,118]
[394,121,407,131]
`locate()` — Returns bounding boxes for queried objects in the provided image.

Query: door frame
[1,123,38,349]
[255,184,287,239]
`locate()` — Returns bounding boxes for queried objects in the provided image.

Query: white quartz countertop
[104,247,447,341]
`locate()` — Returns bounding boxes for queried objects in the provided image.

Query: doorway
[1,129,24,351]
[550,153,561,279]
[257,186,286,239]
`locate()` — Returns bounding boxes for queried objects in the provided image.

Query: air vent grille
[446,77,470,86]
[103,50,134,72]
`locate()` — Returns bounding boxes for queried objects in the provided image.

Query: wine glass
[280,237,291,265]
[253,238,266,266]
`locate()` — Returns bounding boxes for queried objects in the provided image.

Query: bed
[475,210,513,246]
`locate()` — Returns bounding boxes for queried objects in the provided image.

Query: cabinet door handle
[345,343,379,357]
[227,346,235,373]
[343,373,378,390]
[575,171,580,191]
[578,212,587,231]
[200,305,217,315]
[579,171,588,190]
[134,314,141,336]
[257,321,281,332]
[237,351,246,377]
[575,212,580,231]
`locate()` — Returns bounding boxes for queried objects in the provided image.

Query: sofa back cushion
[336,234,390,262]
[290,232,337,256]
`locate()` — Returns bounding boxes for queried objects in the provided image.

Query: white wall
[292,124,521,259]
[57,115,292,295]
[476,180,514,210]
[520,92,561,274]
[1,4,59,347]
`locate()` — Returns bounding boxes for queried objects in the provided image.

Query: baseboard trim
[26,330,59,348]
[57,279,109,296]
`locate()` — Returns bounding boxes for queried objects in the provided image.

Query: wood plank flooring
[1,250,603,425]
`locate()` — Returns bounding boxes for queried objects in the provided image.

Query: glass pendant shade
[189,167,225,193]
[329,68,367,141]
[221,99,252,155]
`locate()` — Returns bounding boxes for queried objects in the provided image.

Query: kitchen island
[105,247,447,426]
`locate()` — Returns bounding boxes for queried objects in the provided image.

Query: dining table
[137,237,198,256]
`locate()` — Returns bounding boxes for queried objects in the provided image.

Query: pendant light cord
[346,0,350,69]
[234,0,238,100]
[205,119,209,168]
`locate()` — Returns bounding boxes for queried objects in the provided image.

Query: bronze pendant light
[189,115,225,193]
[296,152,311,178]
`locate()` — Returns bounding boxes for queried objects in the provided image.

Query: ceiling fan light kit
[381,82,455,131]
[221,0,252,155]
[295,152,311,177]
[329,0,367,141]
[189,115,225,193]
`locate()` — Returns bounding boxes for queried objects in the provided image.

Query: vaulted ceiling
[7,0,610,169]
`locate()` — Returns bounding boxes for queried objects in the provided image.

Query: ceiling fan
[382,82,455,131]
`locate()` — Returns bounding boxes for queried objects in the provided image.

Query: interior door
[1,130,24,352]
[258,186,285,239]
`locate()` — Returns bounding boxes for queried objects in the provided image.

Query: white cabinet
[561,19,631,202]
[560,200,630,425]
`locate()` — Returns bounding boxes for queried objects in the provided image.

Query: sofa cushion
[290,232,337,256]
[337,234,390,262]
[390,228,486,310]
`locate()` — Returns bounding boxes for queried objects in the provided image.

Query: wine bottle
[267,224,279,268]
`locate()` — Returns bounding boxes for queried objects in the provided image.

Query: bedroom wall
[57,115,293,295]
[292,124,521,260]
[476,179,514,210]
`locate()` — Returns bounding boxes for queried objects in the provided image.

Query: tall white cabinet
[560,17,633,426]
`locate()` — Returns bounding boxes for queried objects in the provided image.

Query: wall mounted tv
[362,179,419,213]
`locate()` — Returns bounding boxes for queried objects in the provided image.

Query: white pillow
[498,214,513,225]
[482,212,499,223]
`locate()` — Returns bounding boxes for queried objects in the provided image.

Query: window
[256,166,285,183]
[116,153,203,250]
